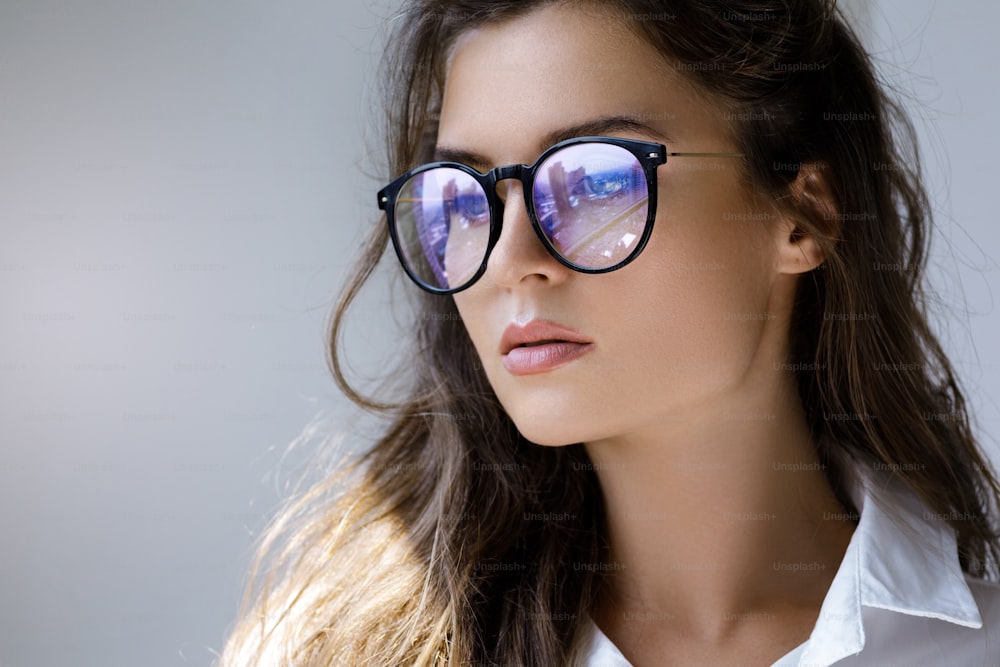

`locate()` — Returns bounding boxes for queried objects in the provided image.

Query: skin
[440,4,856,666]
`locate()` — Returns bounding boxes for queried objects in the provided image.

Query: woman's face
[443,4,790,447]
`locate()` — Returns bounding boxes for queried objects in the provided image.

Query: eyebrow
[432,115,673,169]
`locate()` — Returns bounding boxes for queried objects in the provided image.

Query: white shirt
[581,459,1000,666]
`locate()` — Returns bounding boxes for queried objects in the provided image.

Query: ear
[774,161,840,275]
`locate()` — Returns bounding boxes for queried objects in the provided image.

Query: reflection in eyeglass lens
[443,177,490,288]
[394,168,492,290]
[534,145,648,269]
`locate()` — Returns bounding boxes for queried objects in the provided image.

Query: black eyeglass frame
[376,135,741,295]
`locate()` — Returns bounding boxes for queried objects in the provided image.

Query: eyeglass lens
[393,142,649,291]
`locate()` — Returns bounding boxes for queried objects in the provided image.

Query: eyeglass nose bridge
[489,163,526,182]
[486,163,531,202]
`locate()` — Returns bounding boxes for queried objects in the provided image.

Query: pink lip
[499,319,594,375]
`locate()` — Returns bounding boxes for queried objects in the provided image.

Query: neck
[583,371,856,645]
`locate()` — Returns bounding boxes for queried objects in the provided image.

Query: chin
[513,421,585,448]
[496,391,603,447]
[525,436,578,448]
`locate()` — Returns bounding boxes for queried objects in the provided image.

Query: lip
[499,319,595,375]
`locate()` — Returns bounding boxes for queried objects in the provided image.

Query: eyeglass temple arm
[666,151,744,158]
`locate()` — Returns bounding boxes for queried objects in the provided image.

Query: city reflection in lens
[396,168,489,290]
[443,177,490,289]
[533,144,647,268]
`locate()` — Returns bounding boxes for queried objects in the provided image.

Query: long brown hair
[216,1,1000,664]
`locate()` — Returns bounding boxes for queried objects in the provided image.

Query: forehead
[437,3,728,161]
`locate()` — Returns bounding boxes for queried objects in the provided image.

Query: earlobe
[776,161,840,275]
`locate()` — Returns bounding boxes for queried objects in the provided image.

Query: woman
[218,1,1000,665]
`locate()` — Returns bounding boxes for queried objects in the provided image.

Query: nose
[482,179,570,291]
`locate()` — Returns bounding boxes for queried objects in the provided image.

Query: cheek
[599,267,767,400]
[452,294,494,363]
[593,197,776,390]
[652,171,776,320]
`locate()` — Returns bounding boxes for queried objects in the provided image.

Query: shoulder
[852,575,1000,666]
[926,576,1000,661]
[966,575,1000,625]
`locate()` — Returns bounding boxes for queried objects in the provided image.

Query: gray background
[1,1,997,666]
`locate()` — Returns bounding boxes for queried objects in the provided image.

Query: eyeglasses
[377,135,743,295]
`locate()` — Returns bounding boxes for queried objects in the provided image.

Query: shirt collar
[800,455,983,665]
